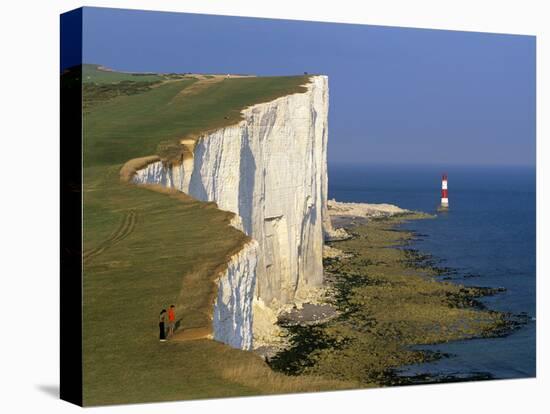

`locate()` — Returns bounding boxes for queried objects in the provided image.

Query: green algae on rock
[269,213,511,386]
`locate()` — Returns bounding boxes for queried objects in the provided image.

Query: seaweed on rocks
[268,213,521,386]
[267,324,348,375]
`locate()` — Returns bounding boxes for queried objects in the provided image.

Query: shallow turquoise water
[328,163,536,380]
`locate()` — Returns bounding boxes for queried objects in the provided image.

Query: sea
[328,163,536,381]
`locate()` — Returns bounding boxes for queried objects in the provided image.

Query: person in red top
[168,305,176,337]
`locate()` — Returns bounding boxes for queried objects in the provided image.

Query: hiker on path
[159,309,167,342]
[168,305,176,337]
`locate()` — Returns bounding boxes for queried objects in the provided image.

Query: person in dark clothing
[159,309,167,342]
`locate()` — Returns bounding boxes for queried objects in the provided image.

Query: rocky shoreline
[265,203,525,386]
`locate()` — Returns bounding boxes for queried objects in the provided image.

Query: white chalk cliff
[132,76,330,349]
[212,239,258,350]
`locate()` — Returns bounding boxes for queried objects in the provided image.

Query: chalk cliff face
[213,240,258,350]
[133,76,329,348]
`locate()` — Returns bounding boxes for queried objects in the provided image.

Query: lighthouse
[440,173,449,209]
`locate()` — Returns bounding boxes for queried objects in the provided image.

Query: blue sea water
[328,163,536,380]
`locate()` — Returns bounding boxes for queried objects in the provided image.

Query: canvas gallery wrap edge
[60,6,536,407]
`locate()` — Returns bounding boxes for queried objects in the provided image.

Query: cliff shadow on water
[267,213,527,386]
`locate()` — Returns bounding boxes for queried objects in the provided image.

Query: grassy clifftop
[82,63,168,83]
[84,68,309,166]
[76,67,345,405]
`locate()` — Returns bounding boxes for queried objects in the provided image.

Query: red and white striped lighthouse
[440,173,449,209]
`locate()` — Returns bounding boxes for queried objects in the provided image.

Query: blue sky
[79,7,535,167]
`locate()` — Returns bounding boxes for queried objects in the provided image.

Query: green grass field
[78,68,351,405]
[82,63,166,84]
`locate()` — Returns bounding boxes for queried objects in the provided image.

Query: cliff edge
[130,75,330,349]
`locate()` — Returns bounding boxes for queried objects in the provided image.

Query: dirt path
[170,74,255,102]
[170,75,226,102]
[170,326,211,342]
[83,209,137,263]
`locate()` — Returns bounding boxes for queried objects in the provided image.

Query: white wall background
[0,0,547,412]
